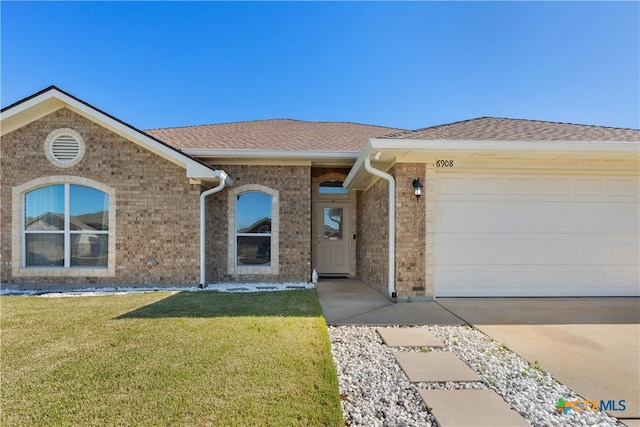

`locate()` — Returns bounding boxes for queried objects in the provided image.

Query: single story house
[2,86,638,298]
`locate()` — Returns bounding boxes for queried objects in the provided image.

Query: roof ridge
[381,116,639,139]
[381,117,500,138]
[484,116,640,131]
[146,118,406,132]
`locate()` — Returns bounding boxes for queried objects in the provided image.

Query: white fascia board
[1,93,65,136]
[369,138,640,153]
[344,138,639,189]
[2,88,222,181]
[182,149,361,160]
[344,140,375,188]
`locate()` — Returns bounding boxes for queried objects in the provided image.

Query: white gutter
[183,149,361,159]
[367,138,640,153]
[199,171,233,286]
[364,155,396,298]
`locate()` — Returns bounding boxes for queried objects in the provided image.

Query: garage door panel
[471,177,503,195]
[575,178,604,196]
[540,178,571,196]
[506,178,537,195]
[435,173,640,297]
[438,177,469,196]
[604,236,640,263]
[606,267,640,293]
[606,206,640,231]
[607,178,639,197]
[439,201,637,233]
[436,265,639,297]
[538,207,572,230]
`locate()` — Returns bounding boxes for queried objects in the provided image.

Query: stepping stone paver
[419,389,530,426]
[394,351,481,382]
[377,327,444,347]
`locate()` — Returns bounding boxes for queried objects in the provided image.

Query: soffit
[346,139,640,190]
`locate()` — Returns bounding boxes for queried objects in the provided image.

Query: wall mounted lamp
[412,178,423,201]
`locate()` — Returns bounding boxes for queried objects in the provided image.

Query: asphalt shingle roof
[383,117,640,142]
[146,119,405,151]
[145,117,639,153]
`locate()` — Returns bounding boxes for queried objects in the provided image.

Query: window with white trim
[227,184,279,275]
[235,191,272,266]
[25,184,109,268]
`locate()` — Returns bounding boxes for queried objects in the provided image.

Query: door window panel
[324,207,343,239]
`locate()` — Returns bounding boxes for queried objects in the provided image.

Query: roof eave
[345,138,640,190]
[1,86,223,181]
[183,148,360,159]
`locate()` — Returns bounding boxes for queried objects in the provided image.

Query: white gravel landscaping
[0,282,314,297]
[329,325,625,427]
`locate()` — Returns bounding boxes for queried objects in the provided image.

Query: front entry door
[316,202,350,275]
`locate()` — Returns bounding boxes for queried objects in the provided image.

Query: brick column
[393,163,427,299]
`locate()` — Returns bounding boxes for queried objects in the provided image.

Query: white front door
[316,202,350,275]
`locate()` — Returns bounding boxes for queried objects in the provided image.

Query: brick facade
[1,108,433,295]
[356,174,389,295]
[1,108,202,288]
[355,163,433,299]
[392,163,428,299]
[204,164,311,283]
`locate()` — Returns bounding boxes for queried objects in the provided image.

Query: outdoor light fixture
[412,178,423,201]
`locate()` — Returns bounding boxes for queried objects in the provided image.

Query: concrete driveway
[437,298,640,423]
[316,281,639,423]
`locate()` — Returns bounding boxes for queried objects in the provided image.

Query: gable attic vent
[45,128,85,168]
[52,135,80,162]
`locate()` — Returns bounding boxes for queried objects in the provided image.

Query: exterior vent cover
[51,135,80,163]
[45,128,85,168]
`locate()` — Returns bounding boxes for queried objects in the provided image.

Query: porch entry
[316,202,350,276]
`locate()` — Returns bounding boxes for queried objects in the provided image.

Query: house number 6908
[436,160,454,168]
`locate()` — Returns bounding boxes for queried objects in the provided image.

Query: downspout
[364,155,396,298]
[199,172,231,286]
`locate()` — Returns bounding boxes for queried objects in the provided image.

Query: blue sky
[2,1,638,130]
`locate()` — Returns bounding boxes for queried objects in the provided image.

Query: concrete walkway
[316,280,640,424]
[316,280,464,325]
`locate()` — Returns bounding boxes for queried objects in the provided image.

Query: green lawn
[1,290,342,426]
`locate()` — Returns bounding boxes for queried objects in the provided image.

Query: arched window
[319,180,349,194]
[25,184,109,268]
[227,184,279,275]
[235,191,272,266]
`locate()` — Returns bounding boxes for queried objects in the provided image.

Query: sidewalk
[315,279,463,325]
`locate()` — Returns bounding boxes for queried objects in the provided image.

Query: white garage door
[435,173,640,297]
